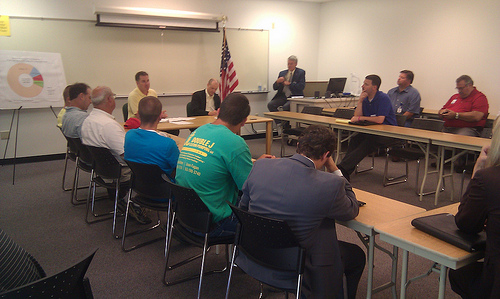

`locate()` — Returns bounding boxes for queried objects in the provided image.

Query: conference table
[340,188,426,299]
[155,115,274,155]
[263,111,490,204]
[374,203,484,299]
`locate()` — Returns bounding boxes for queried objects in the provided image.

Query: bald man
[189,78,221,116]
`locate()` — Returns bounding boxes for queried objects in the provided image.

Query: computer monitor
[326,77,347,98]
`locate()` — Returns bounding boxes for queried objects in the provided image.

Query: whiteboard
[2,18,269,97]
[0,50,67,109]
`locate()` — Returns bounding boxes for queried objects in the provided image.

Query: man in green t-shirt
[176,93,274,237]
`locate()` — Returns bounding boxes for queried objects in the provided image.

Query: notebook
[411,213,486,252]
[349,120,379,126]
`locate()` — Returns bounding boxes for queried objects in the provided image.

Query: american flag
[219,27,238,101]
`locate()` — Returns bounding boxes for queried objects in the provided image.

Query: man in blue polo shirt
[337,74,397,181]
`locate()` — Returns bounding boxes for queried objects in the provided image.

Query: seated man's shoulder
[192,89,205,97]
[387,86,398,94]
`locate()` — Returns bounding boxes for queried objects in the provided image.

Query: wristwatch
[455,112,459,119]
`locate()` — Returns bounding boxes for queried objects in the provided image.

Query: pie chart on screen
[7,63,44,98]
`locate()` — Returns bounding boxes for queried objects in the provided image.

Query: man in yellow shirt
[127,71,157,119]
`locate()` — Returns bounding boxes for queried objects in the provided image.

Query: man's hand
[350,116,362,123]
[160,110,168,119]
[257,154,276,160]
[324,156,339,173]
[283,81,291,86]
[439,109,455,120]
[276,77,285,84]
[208,110,218,116]
[359,91,368,101]
[472,144,490,177]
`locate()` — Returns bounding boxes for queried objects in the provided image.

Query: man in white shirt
[82,86,150,224]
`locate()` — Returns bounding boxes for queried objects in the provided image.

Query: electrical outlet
[1,131,9,140]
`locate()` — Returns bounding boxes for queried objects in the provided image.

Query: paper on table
[160,117,195,123]
[168,121,193,125]
[335,119,350,124]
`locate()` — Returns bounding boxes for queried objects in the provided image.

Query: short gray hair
[456,75,473,86]
[288,55,298,63]
[91,86,113,106]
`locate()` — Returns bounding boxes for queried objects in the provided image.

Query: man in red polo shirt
[438,75,489,137]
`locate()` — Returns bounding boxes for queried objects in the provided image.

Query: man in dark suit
[267,55,306,112]
[189,78,221,116]
[239,125,365,299]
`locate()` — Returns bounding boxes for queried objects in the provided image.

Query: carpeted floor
[0,136,465,298]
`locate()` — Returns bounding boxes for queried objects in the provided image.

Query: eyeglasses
[456,85,470,91]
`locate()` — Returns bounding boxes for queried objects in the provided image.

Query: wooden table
[338,188,426,298]
[374,203,484,299]
[264,111,490,204]
[156,115,274,155]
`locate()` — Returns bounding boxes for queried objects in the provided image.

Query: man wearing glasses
[438,75,489,137]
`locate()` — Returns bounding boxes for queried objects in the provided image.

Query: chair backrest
[300,106,323,115]
[333,108,355,119]
[419,107,424,116]
[229,204,305,274]
[186,101,195,117]
[410,118,444,132]
[167,181,212,233]
[64,136,79,156]
[68,137,93,166]
[0,250,96,299]
[480,127,493,139]
[125,160,172,199]
[396,114,407,127]
[86,146,122,180]
[122,103,128,121]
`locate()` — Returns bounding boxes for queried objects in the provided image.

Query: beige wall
[317,0,499,114]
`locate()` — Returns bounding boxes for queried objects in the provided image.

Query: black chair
[383,118,445,197]
[67,137,94,206]
[281,106,324,157]
[332,108,355,120]
[59,129,78,192]
[395,114,407,127]
[225,204,306,299]
[122,103,128,121]
[86,146,130,239]
[332,108,355,162]
[122,161,172,252]
[0,250,96,299]
[163,181,233,299]
[186,101,195,117]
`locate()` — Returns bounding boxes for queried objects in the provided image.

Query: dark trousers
[338,241,366,299]
[449,261,494,299]
[267,94,291,112]
[338,133,396,178]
